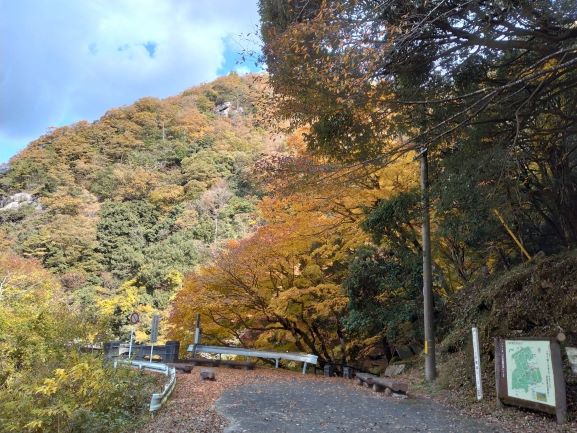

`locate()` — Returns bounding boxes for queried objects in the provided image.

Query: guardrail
[187,344,318,374]
[104,340,180,363]
[114,360,177,412]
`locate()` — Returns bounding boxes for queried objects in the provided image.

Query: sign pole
[128,328,134,359]
[127,312,140,359]
[472,327,483,400]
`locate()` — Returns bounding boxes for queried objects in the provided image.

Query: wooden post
[551,342,567,424]
[420,148,436,381]
[494,338,504,408]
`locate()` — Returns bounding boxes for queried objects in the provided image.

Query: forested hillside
[0,73,275,340]
[2,1,577,429]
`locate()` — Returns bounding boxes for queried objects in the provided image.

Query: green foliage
[136,230,203,298]
[0,253,155,433]
[344,245,422,343]
[97,200,161,277]
[362,190,421,248]
[181,149,235,188]
[0,354,155,433]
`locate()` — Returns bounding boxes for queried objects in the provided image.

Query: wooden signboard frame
[494,337,566,424]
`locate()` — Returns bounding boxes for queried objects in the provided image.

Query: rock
[0,192,40,212]
[1,202,21,211]
[393,345,413,360]
[214,101,244,118]
[384,388,393,396]
[384,364,405,377]
[200,368,215,381]
[215,102,232,116]
[10,192,33,202]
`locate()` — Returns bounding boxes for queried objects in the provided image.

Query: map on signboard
[505,340,555,406]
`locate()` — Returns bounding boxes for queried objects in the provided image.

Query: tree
[196,180,234,244]
[259,0,577,379]
[259,0,577,248]
[345,245,422,360]
[170,150,420,364]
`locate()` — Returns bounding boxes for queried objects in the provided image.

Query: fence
[104,340,180,363]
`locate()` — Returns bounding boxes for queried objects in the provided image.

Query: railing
[114,360,177,412]
[187,343,318,374]
[104,340,180,363]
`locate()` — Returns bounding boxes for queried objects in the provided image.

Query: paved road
[217,378,503,433]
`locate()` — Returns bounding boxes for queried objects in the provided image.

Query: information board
[505,339,555,406]
[495,338,566,424]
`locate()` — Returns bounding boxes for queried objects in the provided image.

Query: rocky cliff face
[0,192,40,212]
[214,101,244,117]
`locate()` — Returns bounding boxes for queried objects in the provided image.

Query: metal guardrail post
[114,360,177,412]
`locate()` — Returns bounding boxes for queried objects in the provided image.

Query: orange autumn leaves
[169,151,418,362]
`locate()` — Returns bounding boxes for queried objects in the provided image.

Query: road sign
[495,337,566,424]
[150,314,160,343]
[128,312,140,324]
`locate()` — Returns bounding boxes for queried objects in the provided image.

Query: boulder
[384,364,405,377]
[0,192,41,212]
[200,368,215,381]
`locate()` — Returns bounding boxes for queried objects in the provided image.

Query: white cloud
[0,0,260,161]
[234,65,252,75]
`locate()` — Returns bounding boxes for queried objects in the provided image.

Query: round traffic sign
[128,312,140,324]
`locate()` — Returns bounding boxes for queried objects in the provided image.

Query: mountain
[0,73,279,312]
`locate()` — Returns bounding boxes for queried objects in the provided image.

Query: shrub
[0,354,156,433]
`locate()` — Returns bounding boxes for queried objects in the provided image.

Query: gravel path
[217,377,504,433]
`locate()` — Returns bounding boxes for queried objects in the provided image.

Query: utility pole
[420,147,436,381]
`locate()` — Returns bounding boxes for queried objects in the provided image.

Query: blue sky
[0,0,262,163]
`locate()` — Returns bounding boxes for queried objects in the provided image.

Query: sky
[0,0,262,163]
